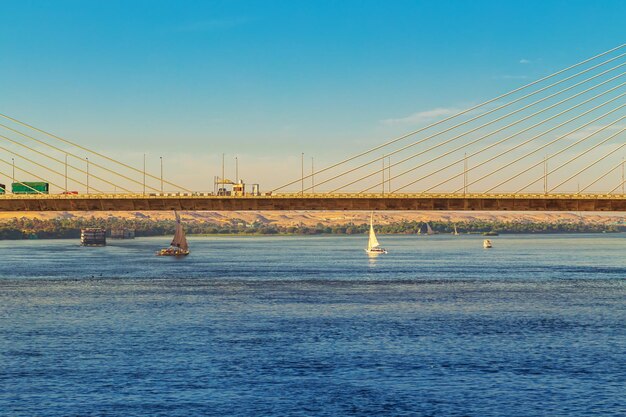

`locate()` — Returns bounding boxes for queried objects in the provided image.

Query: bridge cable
[0,171,44,194]
[0,157,68,192]
[0,133,131,193]
[271,44,626,192]
[347,69,626,193]
[311,60,626,193]
[578,160,624,193]
[483,115,626,193]
[0,142,102,193]
[514,122,626,193]
[451,99,626,192]
[607,177,626,194]
[0,115,192,193]
[547,129,626,192]
[421,90,626,193]
[0,123,162,192]
[368,74,626,193]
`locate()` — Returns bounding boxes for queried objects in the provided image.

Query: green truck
[12,182,49,194]
[0,184,5,194]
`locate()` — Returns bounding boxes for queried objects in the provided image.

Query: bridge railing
[1,192,625,200]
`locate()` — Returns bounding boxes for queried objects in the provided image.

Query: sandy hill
[0,211,623,225]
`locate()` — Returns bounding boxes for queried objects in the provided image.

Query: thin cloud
[176,17,253,32]
[381,107,460,125]
[494,74,529,80]
[519,58,532,64]
[562,124,626,140]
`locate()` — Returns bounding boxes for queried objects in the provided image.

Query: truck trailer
[12,182,49,194]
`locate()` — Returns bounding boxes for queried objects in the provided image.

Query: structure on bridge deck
[0,44,625,211]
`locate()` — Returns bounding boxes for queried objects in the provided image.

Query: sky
[0,0,625,191]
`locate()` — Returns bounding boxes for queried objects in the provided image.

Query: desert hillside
[0,211,623,226]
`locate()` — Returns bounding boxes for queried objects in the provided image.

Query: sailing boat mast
[171,211,189,251]
[366,212,387,254]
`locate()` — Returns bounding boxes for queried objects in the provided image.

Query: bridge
[1,44,625,212]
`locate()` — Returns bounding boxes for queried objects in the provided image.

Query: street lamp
[86,157,89,194]
[160,156,163,193]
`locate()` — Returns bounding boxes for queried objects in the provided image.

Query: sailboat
[453,225,460,235]
[156,211,190,256]
[425,222,435,235]
[365,213,387,254]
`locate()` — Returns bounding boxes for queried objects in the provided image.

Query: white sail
[426,222,434,235]
[453,225,459,235]
[368,220,380,250]
[366,212,386,254]
[171,211,189,251]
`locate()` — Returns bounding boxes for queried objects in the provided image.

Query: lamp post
[11,157,15,184]
[388,156,391,193]
[382,155,385,196]
[543,156,548,195]
[86,157,89,194]
[160,156,163,194]
[622,158,624,194]
[65,154,68,193]
[301,152,304,196]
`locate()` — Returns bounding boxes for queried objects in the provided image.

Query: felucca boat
[453,225,459,235]
[365,213,387,254]
[156,211,190,256]
[425,222,435,235]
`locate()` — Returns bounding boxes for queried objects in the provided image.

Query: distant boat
[453,225,460,235]
[156,211,190,256]
[425,222,435,235]
[365,212,387,254]
[483,231,499,236]
[483,239,493,249]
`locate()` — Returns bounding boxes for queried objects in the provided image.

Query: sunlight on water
[1,234,625,416]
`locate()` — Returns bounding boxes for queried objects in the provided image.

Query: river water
[1,234,625,416]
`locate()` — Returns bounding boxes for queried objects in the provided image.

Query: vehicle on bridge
[12,182,49,194]
[0,184,5,194]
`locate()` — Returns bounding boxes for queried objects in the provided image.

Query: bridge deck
[1,194,626,211]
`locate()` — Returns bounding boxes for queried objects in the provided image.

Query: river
[1,234,624,416]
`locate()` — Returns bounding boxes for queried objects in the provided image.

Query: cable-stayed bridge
[1,44,625,212]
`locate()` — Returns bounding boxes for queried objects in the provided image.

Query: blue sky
[1,0,625,190]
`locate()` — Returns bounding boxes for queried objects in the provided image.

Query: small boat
[156,211,190,256]
[425,222,435,235]
[483,239,493,249]
[365,212,387,254]
[453,225,460,235]
[483,231,499,236]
